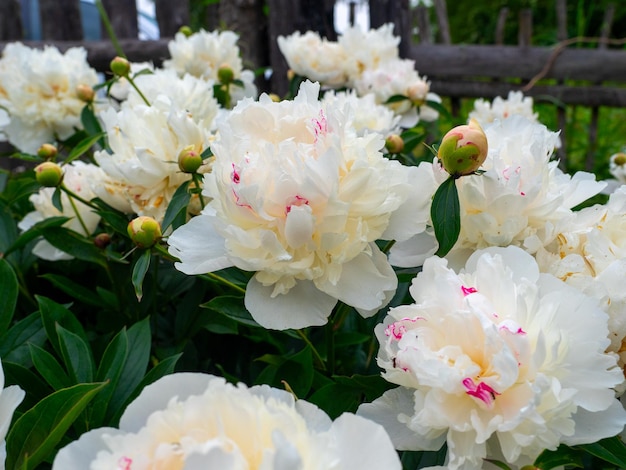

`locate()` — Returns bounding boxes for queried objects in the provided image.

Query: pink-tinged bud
[178,145,203,173]
[76,83,95,103]
[34,161,63,187]
[407,81,429,106]
[94,233,112,249]
[110,56,131,77]
[127,216,162,249]
[385,134,404,154]
[178,25,193,37]
[612,152,626,166]
[36,143,58,160]
[437,118,488,177]
[217,64,235,85]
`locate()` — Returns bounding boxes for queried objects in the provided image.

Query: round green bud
[178,145,203,173]
[217,64,235,85]
[127,216,162,249]
[76,83,95,103]
[94,233,112,249]
[385,134,405,154]
[612,152,626,166]
[110,56,131,77]
[34,161,63,187]
[178,25,193,37]
[36,143,58,160]
[437,118,488,178]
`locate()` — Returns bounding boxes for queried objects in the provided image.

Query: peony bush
[0,22,625,470]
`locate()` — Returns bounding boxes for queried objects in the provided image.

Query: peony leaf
[431,175,460,257]
[80,104,105,148]
[201,295,259,327]
[131,249,151,302]
[65,132,106,164]
[50,187,63,212]
[3,216,69,257]
[28,343,72,391]
[161,180,191,231]
[37,296,89,358]
[577,436,626,468]
[56,324,95,384]
[0,258,18,331]
[0,313,47,367]
[533,444,584,469]
[5,382,106,470]
[41,226,108,267]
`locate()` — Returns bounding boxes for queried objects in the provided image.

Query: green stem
[152,243,177,262]
[325,318,336,376]
[95,0,126,58]
[60,184,99,210]
[127,76,151,107]
[381,239,396,254]
[192,173,205,210]
[67,192,90,236]
[200,272,246,295]
[295,329,326,372]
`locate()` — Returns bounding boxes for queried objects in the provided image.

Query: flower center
[462,377,499,407]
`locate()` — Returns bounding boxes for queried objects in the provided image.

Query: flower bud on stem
[437,118,488,179]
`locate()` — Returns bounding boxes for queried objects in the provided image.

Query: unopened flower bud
[110,56,131,77]
[437,118,488,178]
[287,69,296,81]
[94,233,112,249]
[178,145,203,173]
[34,161,63,187]
[127,216,162,249]
[385,134,404,154]
[36,143,58,160]
[217,64,235,85]
[268,93,281,103]
[178,25,193,37]
[407,81,429,106]
[76,83,95,103]
[612,152,626,166]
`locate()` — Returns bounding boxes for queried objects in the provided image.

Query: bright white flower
[164,29,257,105]
[168,81,433,330]
[125,68,220,130]
[93,96,213,222]
[0,43,99,153]
[603,151,626,194]
[469,91,538,128]
[18,161,103,261]
[339,23,400,79]
[536,186,626,382]
[321,90,400,137]
[52,373,401,470]
[359,246,626,470]
[0,359,25,469]
[390,115,605,268]
[278,31,349,88]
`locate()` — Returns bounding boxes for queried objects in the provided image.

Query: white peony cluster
[93,95,213,222]
[52,373,402,470]
[536,186,626,378]
[390,115,605,268]
[168,81,433,330]
[278,24,439,127]
[18,161,104,261]
[0,43,99,153]
[358,246,626,470]
[164,29,257,105]
[469,91,538,128]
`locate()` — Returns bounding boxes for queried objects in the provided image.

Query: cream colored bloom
[338,23,400,79]
[359,246,626,470]
[93,96,213,222]
[18,161,103,261]
[164,29,257,105]
[52,373,401,470]
[168,81,434,329]
[278,31,349,88]
[469,91,538,128]
[390,115,605,268]
[0,43,98,153]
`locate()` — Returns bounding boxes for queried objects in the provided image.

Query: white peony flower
[0,43,99,153]
[168,81,433,330]
[0,359,25,469]
[93,96,213,222]
[18,161,103,261]
[338,23,400,79]
[469,91,538,128]
[163,29,257,105]
[358,246,626,470]
[52,373,402,470]
[321,90,400,137]
[390,115,606,268]
[278,31,350,88]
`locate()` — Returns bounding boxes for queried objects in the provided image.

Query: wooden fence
[1,0,625,171]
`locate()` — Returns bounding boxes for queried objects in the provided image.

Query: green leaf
[56,324,95,384]
[6,382,106,470]
[201,295,259,328]
[80,104,105,147]
[200,147,213,160]
[4,216,69,257]
[107,316,151,423]
[426,99,452,120]
[39,273,103,307]
[37,295,88,358]
[533,444,584,470]
[431,175,460,257]
[132,249,151,302]
[0,258,18,331]
[41,226,107,267]
[28,343,72,390]
[0,313,47,367]
[51,186,63,212]
[577,436,626,469]
[91,198,131,235]
[3,361,50,409]
[161,180,191,231]
[385,94,410,104]
[0,200,19,255]
[65,132,107,163]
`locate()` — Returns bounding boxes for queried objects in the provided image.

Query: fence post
[39,0,83,40]
[555,0,568,167]
[154,0,190,38]
[101,0,139,40]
